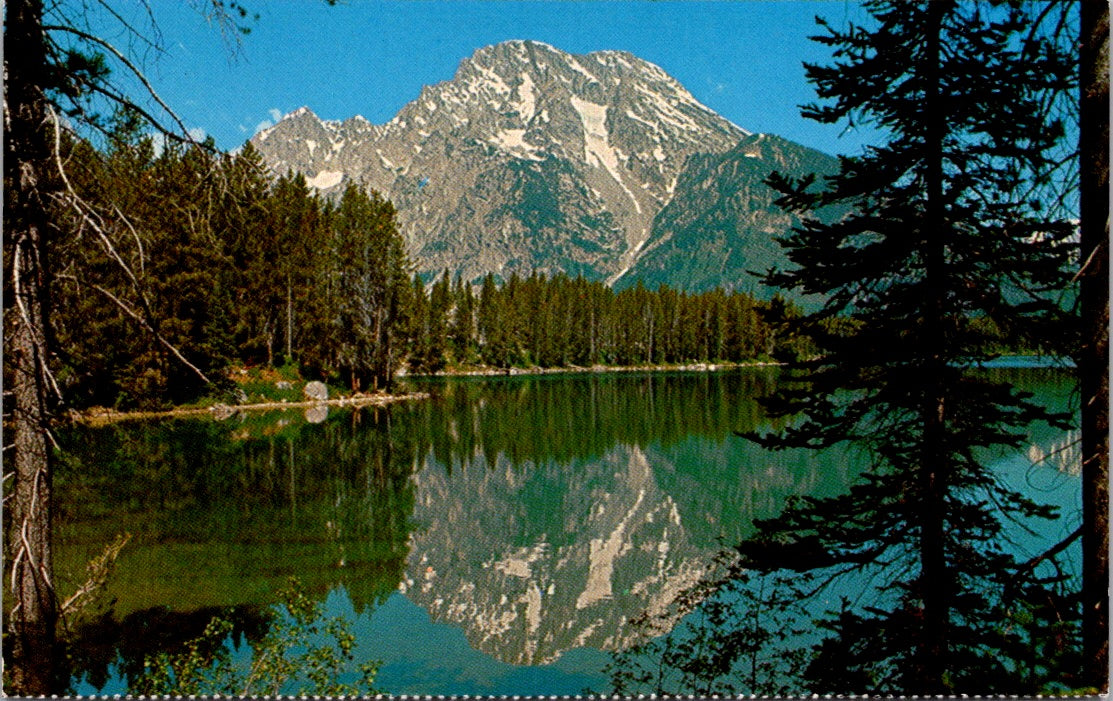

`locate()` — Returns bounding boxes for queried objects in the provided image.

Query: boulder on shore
[303,380,328,401]
[210,404,237,421]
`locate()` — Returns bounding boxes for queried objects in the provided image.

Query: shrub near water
[228,363,306,404]
[132,578,379,696]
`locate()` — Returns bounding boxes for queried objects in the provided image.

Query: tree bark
[3,0,61,694]
[917,1,951,693]
[286,275,294,363]
[1079,0,1109,692]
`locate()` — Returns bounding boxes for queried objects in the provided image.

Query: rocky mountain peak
[250,41,812,287]
[283,105,317,122]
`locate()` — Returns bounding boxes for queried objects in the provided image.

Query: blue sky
[75,1,876,155]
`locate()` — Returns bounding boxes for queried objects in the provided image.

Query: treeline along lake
[52,133,811,413]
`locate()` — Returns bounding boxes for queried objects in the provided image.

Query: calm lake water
[56,367,1079,696]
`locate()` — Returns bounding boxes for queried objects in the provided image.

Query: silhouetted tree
[1078,0,1109,691]
[730,0,1077,694]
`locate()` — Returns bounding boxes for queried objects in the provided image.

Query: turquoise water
[55,368,1079,695]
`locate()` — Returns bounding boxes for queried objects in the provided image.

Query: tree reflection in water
[52,369,1080,695]
[606,368,1083,696]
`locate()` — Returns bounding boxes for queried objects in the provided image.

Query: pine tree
[134,141,235,406]
[4,1,258,690]
[407,273,429,372]
[50,124,237,409]
[425,269,451,371]
[448,275,476,365]
[478,273,510,368]
[4,2,61,689]
[565,276,597,366]
[220,142,277,365]
[1078,1,1109,691]
[731,1,1079,693]
[327,183,412,391]
[266,171,324,366]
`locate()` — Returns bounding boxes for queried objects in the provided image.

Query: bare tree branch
[87,281,213,385]
[59,532,131,619]
[43,24,197,142]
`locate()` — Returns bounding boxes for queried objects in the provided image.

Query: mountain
[616,133,840,299]
[251,40,830,290]
[401,445,709,665]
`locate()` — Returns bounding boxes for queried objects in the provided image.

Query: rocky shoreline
[67,363,774,426]
[69,391,431,427]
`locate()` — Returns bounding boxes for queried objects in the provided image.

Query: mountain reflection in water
[54,368,1077,695]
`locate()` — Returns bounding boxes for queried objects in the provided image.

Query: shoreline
[401,360,780,379]
[63,356,1056,426]
[69,391,431,427]
[66,362,779,426]
[60,362,788,429]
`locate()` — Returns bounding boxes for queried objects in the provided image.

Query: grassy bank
[67,360,781,425]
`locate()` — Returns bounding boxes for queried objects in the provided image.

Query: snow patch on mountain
[514,72,537,123]
[491,129,545,160]
[284,106,313,121]
[570,96,641,214]
[377,150,396,171]
[307,170,344,189]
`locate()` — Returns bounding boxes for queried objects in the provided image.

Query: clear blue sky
[78,1,876,155]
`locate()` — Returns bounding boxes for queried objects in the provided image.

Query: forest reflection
[56,370,786,690]
[53,368,1077,695]
[606,366,1083,696]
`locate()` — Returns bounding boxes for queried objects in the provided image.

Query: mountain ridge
[251,40,829,294]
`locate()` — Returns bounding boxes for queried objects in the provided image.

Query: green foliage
[311,183,412,391]
[50,123,416,408]
[607,560,815,696]
[708,0,1081,695]
[131,578,379,696]
[414,270,803,372]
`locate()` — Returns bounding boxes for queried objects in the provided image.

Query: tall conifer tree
[1078,0,1109,689]
[4,0,260,690]
[732,0,1079,693]
[328,183,411,391]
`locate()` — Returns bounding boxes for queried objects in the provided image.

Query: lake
[56,367,1080,695]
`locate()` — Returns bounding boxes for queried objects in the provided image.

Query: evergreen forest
[50,120,806,410]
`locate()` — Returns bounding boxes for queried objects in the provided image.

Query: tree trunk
[7,251,59,697]
[265,319,274,367]
[1079,0,1109,692]
[286,275,294,363]
[3,0,60,693]
[917,1,951,693]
